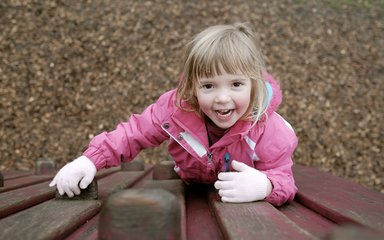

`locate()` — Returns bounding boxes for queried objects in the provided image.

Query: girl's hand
[214,160,272,203]
[49,156,97,198]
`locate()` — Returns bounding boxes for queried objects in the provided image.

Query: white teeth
[216,109,232,116]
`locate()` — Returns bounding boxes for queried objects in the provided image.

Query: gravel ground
[1,0,383,193]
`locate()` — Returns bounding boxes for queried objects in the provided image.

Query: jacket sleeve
[255,112,298,206]
[83,91,175,170]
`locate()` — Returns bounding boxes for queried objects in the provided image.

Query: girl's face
[195,71,252,129]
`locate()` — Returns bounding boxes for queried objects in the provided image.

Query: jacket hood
[260,71,282,122]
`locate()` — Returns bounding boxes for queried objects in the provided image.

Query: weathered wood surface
[0,167,121,218]
[99,189,181,240]
[64,168,154,240]
[0,174,54,193]
[279,201,337,239]
[293,164,384,233]
[186,184,223,240]
[2,170,33,180]
[208,190,316,240]
[1,163,383,239]
[326,224,384,240]
[0,199,101,240]
[65,213,100,240]
[0,162,151,240]
[97,170,152,200]
[0,181,55,218]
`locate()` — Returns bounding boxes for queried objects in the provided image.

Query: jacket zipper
[207,152,213,164]
[224,152,230,172]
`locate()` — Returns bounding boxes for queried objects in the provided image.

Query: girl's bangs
[193,41,254,81]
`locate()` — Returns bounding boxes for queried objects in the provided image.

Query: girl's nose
[215,91,231,103]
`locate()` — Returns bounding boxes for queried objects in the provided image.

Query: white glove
[49,156,97,198]
[214,160,273,203]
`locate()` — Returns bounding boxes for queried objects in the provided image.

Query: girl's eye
[233,82,243,87]
[201,84,213,89]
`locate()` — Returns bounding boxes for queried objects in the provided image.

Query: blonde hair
[176,23,268,122]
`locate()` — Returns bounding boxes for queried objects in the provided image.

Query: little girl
[50,23,298,206]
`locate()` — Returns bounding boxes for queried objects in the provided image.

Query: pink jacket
[83,73,298,206]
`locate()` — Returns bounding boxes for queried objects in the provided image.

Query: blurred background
[0,0,383,193]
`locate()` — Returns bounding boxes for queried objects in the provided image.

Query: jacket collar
[171,108,210,147]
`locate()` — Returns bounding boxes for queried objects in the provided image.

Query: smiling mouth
[215,109,233,117]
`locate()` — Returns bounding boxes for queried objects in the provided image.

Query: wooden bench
[0,159,383,240]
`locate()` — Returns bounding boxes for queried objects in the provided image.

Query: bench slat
[0,168,151,239]
[2,170,34,180]
[326,224,384,240]
[208,190,316,240]
[0,167,121,218]
[65,213,100,240]
[0,175,54,193]
[293,165,384,232]
[2,164,382,239]
[0,181,54,218]
[97,170,151,200]
[279,201,337,239]
[0,199,101,239]
[186,185,223,240]
[94,167,121,179]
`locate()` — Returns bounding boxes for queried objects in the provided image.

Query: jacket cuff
[83,146,108,170]
[263,174,296,207]
[264,178,283,206]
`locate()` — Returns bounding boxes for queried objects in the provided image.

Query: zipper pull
[224,152,230,172]
[207,152,213,164]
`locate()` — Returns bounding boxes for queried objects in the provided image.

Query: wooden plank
[0,175,53,193]
[279,201,337,239]
[0,167,121,218]
[0,169,151,239]
[0,181,55,218]
[0,199,101,240]
[293,164,384,232]
[94,166,121,179]
[65,213,100,240]
[207,189,316,240]
[2,170,33,180]
[186,184,223,240]
[97,170,152,200]
[326,224,384,240]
